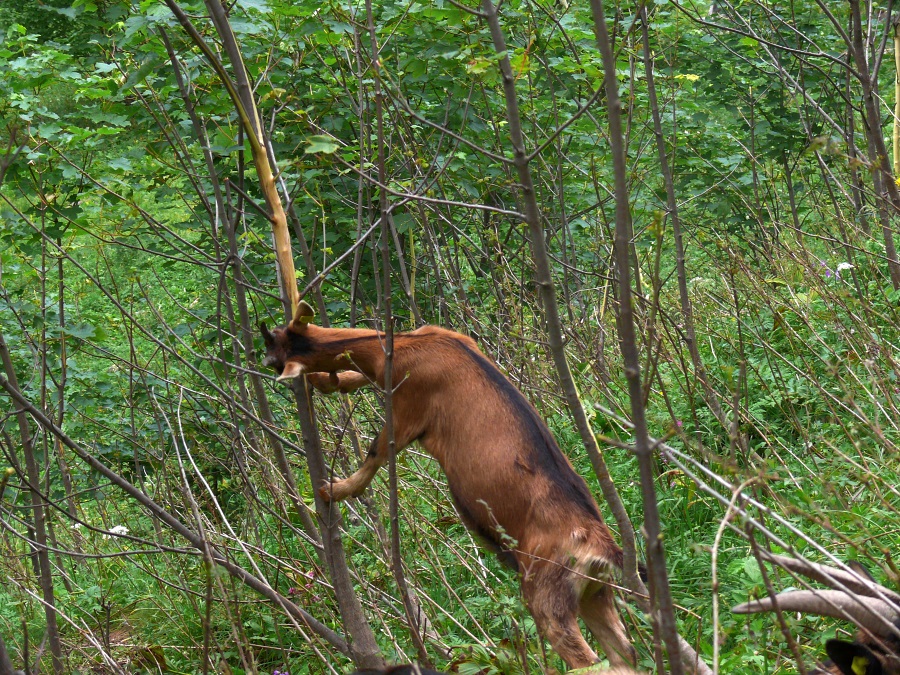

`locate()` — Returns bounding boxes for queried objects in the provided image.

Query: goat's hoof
[319,482,335,503]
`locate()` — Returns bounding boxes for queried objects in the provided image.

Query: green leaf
[119,54,161,94]
[235,0,270,11]
[304,135,339,154]
[109,157,132,172]
[64,323,97,340]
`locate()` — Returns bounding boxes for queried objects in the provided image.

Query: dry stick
[290,190,440,652]
[745,526,810,675]
[480,2,708,673]
[224,199,324,552]
[0,634,18,675]
[163,31,268,546]
[477,0,641,589]
[159,26,322,553]
[168,2,382,664]
[588,1,684,673]
[52,234,78,530]
[163,0,298,314]
[848,0,900,290]
[292,381,384,668]
[894,15,900,175]
[0,371,350,656]
[271,147,385,671]
[37,215,75,596]
[0,334,64,675]
[201,0,298,314]
[366,0,432,661]
[637,9,733,450]
[160,397,216,675]
[350,18,369,328]
[845,31,872,238]
[287,225,390,670]
[388,213,424,326]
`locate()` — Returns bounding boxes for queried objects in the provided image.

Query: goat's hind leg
[578,585,635,666]
[521,565,599,670]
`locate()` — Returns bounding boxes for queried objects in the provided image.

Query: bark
[638,10,734,450]
[0,334,64,675]
[367,0,432,658]
[292,383,384,667]
[0,634,23,675]
[164,0,299,314]
[166,3,382,664]
[894,17,900,175]
[481,2,711,673]
[589,2,683,671]
[848,0,900,290]
[160,23,323,554]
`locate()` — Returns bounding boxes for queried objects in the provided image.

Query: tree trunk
[0,334,64,675]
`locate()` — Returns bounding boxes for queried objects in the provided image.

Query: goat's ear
[289,300,315,331]
[826,639,882,675]
[260,322,275,345]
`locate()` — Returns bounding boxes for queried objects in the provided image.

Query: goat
[260,301,635,669]
[732,551,900,675]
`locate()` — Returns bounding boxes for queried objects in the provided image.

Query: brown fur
[261,303,635,669]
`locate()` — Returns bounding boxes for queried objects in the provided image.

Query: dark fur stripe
[453,341,604,523]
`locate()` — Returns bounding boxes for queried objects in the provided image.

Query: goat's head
[259,300,320,381]
[732,552,900,675]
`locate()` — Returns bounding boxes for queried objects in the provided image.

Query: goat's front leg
[320,428,389,502]
[307,371,371,394]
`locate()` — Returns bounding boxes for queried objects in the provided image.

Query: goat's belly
[443,466,553,543]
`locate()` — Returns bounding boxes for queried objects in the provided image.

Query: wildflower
[103,525,129,539]
[836,262,854,272]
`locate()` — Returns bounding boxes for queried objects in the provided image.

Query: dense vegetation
[1,0,899,673]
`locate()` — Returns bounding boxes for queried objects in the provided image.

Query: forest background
[1,0,899,673]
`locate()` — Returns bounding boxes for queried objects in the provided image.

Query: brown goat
[732,552,900,675]
[260,302,635,669]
